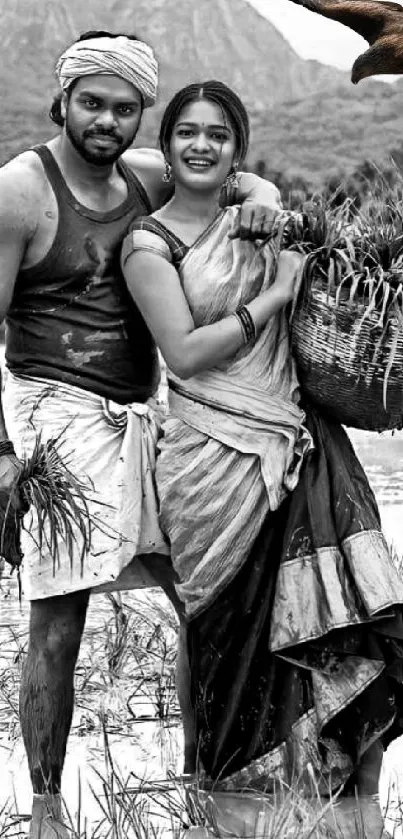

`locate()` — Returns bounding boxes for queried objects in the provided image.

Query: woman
[121,80,403,800]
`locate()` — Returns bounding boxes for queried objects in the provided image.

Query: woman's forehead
[176,98,231,128]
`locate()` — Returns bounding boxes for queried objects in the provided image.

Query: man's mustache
[83,129,123,143]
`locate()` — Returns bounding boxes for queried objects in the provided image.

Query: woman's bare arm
[123,249,302,379]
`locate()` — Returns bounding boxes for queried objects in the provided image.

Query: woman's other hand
[273,251,305,305]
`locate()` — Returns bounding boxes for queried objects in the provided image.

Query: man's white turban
[56,36,158,108]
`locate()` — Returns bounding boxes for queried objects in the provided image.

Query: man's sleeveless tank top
[6,145,159,404]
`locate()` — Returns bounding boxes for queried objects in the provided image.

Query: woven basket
[290,269,403,431]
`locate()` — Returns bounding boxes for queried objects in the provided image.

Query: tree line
[251,146,403,212]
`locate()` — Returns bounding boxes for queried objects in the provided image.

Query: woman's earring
[162,161,172,183]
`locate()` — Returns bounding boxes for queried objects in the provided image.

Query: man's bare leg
[20,589,90,839]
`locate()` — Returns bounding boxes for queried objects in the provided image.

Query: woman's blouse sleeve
[121,228,173,269]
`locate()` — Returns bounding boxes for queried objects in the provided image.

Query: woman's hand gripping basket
[282,195,403,431]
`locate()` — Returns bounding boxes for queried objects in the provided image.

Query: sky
[247,0,403,75]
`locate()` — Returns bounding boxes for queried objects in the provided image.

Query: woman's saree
[128,207,403,792]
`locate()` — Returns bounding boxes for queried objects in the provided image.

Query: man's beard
[65,115,136,165]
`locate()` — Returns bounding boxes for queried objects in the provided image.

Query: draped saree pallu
[127,206,403,793]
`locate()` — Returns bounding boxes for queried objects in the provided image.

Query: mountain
[0,0,348,164]
[1,0,402,189]
[249,77,403,187]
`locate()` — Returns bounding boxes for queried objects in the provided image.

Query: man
[0,30,282,838]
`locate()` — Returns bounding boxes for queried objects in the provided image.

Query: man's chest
[21,176,130,273]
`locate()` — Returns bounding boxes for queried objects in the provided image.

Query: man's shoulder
[0,148,51,240]
[0,148,49,208]
[122,148,170,210]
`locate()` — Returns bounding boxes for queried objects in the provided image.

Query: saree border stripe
[270,530,403,651]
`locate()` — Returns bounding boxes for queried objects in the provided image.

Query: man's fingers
[229,205,282,240]
[252,211,270,237]
[228,204,284,241]
[228,215,241,240]
[238,205,255,239]
[229,205,255,240]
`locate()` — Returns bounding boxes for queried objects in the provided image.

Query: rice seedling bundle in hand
[0,434,92,577]
[281,187,403,431]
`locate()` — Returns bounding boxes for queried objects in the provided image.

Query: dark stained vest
[6,145,159,405]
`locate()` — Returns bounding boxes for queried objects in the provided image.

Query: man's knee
[28,591,89,662]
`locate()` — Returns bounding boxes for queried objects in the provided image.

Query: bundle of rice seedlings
[0,433,92,584]
[278,186,403,431]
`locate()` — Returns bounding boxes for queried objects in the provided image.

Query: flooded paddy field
[0,428,402,836]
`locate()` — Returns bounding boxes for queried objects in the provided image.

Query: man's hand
[0,452,24,569]
[229,199,282,240]
[226,172,283,240]
[0,453,23,508]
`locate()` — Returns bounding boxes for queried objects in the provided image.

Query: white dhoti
[4,372,169,600]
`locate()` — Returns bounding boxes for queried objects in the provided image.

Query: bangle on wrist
[0,441,16,458]
[233,312,248,345]
[234,305,256,345]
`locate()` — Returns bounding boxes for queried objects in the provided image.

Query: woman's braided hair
[159,80,250,167]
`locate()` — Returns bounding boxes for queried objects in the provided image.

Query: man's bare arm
[122,148,173,210]
[0,161,37,493]
[224,171,282,208]
[124,149,283,236]
[227,172,283,239]
[124,149,281,206]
